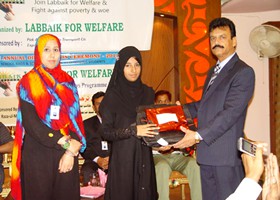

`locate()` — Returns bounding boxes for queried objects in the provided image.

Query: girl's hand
[136,124,159,137]
[67,138,82,156]
[58,153,74,173]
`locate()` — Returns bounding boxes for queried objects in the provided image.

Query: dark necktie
[206,64,221,91]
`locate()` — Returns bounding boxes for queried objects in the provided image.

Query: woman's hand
[58,136,81,156]
[136,124,159,137]
[58,153,74,173]
[67,138,82,156]
[175,100,181,105]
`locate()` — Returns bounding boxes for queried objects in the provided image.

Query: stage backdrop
[0,0,154,125]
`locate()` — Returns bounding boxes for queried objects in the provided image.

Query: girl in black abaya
[100,46,159,200]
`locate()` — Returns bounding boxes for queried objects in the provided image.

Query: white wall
[223,10,280,153]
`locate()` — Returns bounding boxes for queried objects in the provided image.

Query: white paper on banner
[0,0,154,53]
[156,113,179,125]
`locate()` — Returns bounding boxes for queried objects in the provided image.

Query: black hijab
[103,46,154,119]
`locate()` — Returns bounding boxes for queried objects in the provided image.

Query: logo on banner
[1,0,24,3]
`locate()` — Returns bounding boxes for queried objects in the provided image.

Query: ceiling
[222,0,280,13]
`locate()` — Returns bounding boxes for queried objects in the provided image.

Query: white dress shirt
[226,178,262,200]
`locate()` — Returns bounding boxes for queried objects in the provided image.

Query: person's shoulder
[234,54,252,68]
[0,122,13,141]
[0,122,6,132]
[143,84,154,93]
[237,60,255,76]
[18,68,35,83]
[83,116,96,124]
[232,54,254,74]
[62,71,75,82]
[104,88,119,100]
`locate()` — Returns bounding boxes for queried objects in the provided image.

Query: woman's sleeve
[20,98,63,149]
[100,105,136,142]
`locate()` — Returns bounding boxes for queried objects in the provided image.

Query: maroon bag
[136,104,197,151]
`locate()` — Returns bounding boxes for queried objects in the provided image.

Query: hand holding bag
[136,104,197,148]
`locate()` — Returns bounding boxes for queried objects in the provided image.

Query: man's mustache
[212,45,224,49]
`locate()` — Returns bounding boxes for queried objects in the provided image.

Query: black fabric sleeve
[100,106,136,142]
[81,118,99,160]
[20,99,63,149]
[0,122,13,145]
[81,124,100,160]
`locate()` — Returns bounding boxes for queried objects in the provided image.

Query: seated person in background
[226,141,280,200]
[81,91,110,185]
[153,90,202,200]
[0,122,14,193]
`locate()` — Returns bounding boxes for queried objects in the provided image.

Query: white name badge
[50,105,60,120]
[101,141,108,150]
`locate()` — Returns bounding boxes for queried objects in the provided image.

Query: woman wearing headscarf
[11,34,86,200]
[99,46,159,200]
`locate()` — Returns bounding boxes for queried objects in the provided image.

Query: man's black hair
[91,91,105,105]
[154,90,172,102]
[209,17,236,38]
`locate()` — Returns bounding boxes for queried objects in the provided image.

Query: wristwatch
[61,136,71,149]
[194,132,200,144]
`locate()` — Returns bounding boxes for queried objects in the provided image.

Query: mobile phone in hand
[237,137,256,157]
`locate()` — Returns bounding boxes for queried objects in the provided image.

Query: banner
[0,0,154,125]
[0,0,154,52]
[0,51,119,125]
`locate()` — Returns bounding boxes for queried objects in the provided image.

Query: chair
[78,155,85,185]
[169,171,189,200]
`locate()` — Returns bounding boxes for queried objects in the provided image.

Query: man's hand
[262,153,280,200]
[172,126,196,149]
[153,145,173,154]
[242,145,264,182]
[97,156,109,170]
